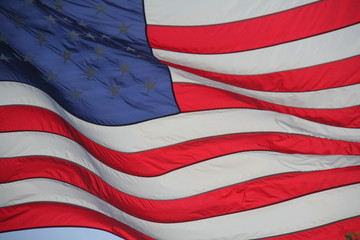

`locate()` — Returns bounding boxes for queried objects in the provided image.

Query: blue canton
[0,0,179,125]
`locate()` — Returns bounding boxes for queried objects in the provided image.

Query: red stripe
[174,83,360,128]
[1,106,360,177]
[148,0,360,54]
[0,205,359,240]
[1,204,358,240]
[263,217,360,240]
[1,157,359,223]
[163,55,360,92]
[0,203,153,240]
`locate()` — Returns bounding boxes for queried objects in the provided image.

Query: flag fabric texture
[1,0,360,239]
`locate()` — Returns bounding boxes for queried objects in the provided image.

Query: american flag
[1,0,360,239]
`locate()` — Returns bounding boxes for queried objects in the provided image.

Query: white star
[126,46,136,52]
[78,20,88,27]
[23,53,35,63]
[0,53,10,62]
[44,15,56,23]
[24,0,34,5]
[95,4,107,14]
[118,22,130,34]
[136,54,147,59]
[86,32,96,40]
[68,31,80,41]
[54,0,65,10]
[101,34,110,40]
[63,17,71,23]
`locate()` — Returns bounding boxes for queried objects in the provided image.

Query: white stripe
[2,131,359,200]
[144,0,319,26]
[170,67,360,109]
[153,24,360,75]
[1,179,359,240]
[1,82,360,152]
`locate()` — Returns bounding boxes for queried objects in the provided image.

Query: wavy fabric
[1,0,360,240]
